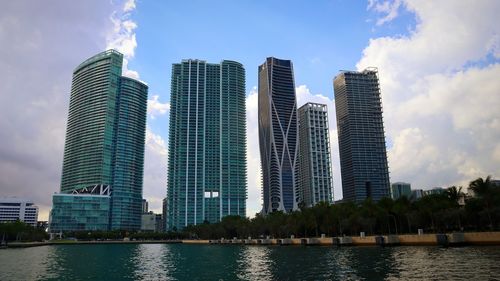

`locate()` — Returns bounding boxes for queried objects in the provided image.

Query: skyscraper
[333,68,390,203]
[54,50,148,231]
[298,103,334,207]
[258,57,299,214]
[167,59,246,231]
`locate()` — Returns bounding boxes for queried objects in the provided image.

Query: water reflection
[328,247,362,280]
[386,247,500,280]
[132,244,175,280]
[336,247,395,280]
[237,246,273,280]
[0,245,58,280]
[1,244,500,280]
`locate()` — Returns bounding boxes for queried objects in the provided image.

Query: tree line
[62,230,184,241]
[185,176,500,239]
[0,221,48,242]
[2,176,498,242]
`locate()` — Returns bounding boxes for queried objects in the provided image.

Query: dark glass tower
[333,68,390,203]
[258,57,299,214]
[60,50,148,230]
[167,59,247,231]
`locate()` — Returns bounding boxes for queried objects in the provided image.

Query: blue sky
[1,0,499,219]
[131,0,416,135]
[133,1,412,103]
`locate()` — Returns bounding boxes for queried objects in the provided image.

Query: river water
[0,244,499,280]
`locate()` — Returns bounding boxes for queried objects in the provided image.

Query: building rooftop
[0,197,35,204]
[73,49,123,74]
[298,102,328,111]
[334,67,379,80]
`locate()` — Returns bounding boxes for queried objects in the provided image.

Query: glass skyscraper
[55,50,148,231]
[333,68,390,203]
[258,57,299,214]
[298,103,334,207]
[166,59,246,231]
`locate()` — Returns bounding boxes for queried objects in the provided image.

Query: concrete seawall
[464,232,500,245]
[4,232,500,248]
[398,234,437,246]
[182,232,500,246]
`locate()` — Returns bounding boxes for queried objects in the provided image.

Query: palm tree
[445,186,464,204]
[378,197,399,234]
[469,176,494,229]
[443,186,464,230]
[359,198,380,234]
[469,176,492,197]
[393,197,411,233]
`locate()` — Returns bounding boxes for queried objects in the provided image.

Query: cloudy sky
[1,0,499,220]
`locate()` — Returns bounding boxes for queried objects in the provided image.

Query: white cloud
[245,87,261,217]
[106,1,139,79]
[147,95,170,119]
[368,0,402,26]
[123,0,136,13]
[0,1,119,220]
[142,128,168,213]
[146,128,168,156]
[358,0,500,190]
[123,58,140,80]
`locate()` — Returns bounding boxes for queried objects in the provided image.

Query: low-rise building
[141,212,156,232]
[155,214,163,232]
[391,182,411,200]
[424,187,444,196]
[0,197,39,226]
[410,189,424,201]
[49,185,110,232]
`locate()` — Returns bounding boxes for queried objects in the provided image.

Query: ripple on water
[1,244,499,281]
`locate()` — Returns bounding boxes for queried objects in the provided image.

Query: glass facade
[391,182,412,200]
[57,50,147,231]
[298,103,334,207]
[167,59,247,231]
[333,68,390,203]
[61,50,123,193]
[49,194,110,232]
[258,57,299,214]
[110,77,148,230]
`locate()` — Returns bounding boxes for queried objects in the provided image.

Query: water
[1,244,499,280]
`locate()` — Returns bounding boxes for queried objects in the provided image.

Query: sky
[1,0,499,220]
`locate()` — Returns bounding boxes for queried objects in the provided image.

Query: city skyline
[1,0,499,220]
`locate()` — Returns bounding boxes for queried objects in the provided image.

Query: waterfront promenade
[192,231,500,246]
[4,232,500,248]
